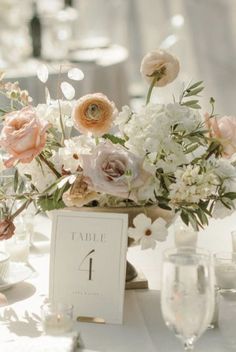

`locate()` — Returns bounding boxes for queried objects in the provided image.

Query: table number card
[49,210,128,324]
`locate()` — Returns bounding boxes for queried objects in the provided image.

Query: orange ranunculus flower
[72,93,117,137]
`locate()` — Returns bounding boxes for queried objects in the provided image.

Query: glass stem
[184,341,194,351]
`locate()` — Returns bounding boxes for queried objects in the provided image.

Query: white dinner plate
[0,262,33,291]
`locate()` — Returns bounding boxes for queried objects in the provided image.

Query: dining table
[0,44,129,110]
[0,211,236,352]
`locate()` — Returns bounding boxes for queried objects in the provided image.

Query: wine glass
[161,247,215,351]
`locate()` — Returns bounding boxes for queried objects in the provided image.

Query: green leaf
[223,192,236,200]
[185,87,204,97]
[180,211,189,226]
[188,212,200,231]
[157,203,172,211]
[103,134,126,146]
[182,100,199,106]
[37,196,66,212]
[188,81,204,90]
[14,169,19,192]
[221,197,234,209]
[18,180,25,194]
[196,208,209,226]
[55,181,70,202]
[185,143,199,154]
[189,104,201,109]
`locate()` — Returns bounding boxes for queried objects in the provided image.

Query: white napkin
[0,332,79,352]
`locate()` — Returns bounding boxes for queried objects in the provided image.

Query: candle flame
[57,314,61,323]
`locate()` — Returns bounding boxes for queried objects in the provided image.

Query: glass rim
[163,246,211,261]
[40,302,73,312]
[213,251,236,260]
[0,251,10,263]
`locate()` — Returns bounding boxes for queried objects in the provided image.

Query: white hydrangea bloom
[123,103,202,175]
[115,105,132,134]
[36,100,75,132]
[186,146,207,163]
[169,164,220,204]
[214,158,236,192]
[137,176,161,202]
[212,200,235,219]
[17,159,57,192]
[165,103,202,132]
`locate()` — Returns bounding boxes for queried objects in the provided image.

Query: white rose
[140,49,180,87]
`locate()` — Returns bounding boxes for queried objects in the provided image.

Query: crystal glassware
[214,252,236,291]
[161,247,215,351]
[218,290,236,349]
[231,231,236,252]
[40,7,77,61]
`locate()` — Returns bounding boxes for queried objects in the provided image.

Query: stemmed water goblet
[161,247,215,351]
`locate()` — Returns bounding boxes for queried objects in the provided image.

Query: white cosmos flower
[53,136,95,174]
[128,213,168,250]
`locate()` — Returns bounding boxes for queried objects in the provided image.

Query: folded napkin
[0,332,79,352]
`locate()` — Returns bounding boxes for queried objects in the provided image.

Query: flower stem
[58,99,66,145]
[184,341,194,351]
[10,199,32,220]
[95,136,99,145]
[39,154,61,178]
[146,76,158,105]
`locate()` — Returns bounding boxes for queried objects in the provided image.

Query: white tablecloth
[0,212,236,351]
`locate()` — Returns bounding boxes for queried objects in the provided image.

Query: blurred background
[0,0,235,114]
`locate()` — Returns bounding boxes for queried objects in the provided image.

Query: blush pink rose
[0,106,50,167]
[205,113,236,158]
[81,141,148,200]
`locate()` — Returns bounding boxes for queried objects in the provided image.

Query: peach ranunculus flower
[72,93,117,137]
[81,140,148,200]
[0,219,15,240]
[62,174,99,207]
[205,113,236,158]
[140,49,180,87]
[0,106,50,168]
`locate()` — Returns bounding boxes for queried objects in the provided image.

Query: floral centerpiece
[0,50,236,250]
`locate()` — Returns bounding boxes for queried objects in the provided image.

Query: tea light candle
[174,224,198,248]
[41,303,73,335]
[215,263,236,290]
[231,231,236,252]
[5,238,29,262]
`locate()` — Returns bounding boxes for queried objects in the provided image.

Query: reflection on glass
[161,247,214,351]
[40,7,77,61]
